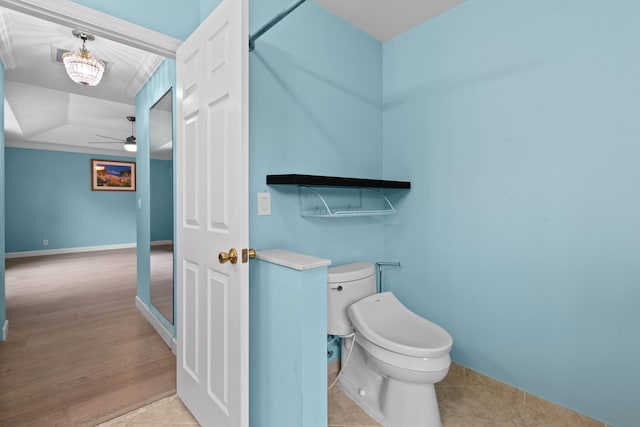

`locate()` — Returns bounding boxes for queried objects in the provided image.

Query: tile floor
[97,394,198,427]
[99,364,607,427]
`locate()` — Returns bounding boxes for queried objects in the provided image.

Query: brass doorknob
[218,248,238,264]
[242,248,256,263]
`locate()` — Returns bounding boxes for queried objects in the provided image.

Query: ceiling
[316,0,465,41]
[0,1,463,157]
[0,7,164,156]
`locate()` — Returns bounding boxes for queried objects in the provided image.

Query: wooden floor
[0,249,176,427]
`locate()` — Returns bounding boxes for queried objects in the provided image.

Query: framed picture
[91,159,136,191]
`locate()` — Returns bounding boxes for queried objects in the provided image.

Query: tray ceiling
[0,7,164,155]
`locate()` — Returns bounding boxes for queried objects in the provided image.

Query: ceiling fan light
[124,140,137,152]
[63,31,105,87]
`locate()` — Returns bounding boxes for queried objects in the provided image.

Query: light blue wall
[5,148,136,253]
[71,0,191,338]
[249,0,384,264]
[382,1,640,425]
[136,59,176,334]
[200,0,223,22]
[5,0,627,424]
[69,0,200,40]
[0,62,5,340]
[150,159,173,242]
[247,1,383,422]
[250,260,327,427]
[69,0,223,39]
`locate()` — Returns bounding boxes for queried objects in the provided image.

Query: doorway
[0,1,181,423]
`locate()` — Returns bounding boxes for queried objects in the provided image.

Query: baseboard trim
[135,296,176,354]
[5,243,136,259]
[151,240,173,246]
[2,320,7,341]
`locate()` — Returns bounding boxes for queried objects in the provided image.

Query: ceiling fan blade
[87,141,123,144]
[95,134,125,142]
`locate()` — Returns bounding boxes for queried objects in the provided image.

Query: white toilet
[328,262,453,427]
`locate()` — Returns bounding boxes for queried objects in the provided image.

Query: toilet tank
[327,262,376,336]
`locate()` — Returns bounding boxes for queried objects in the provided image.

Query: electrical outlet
[43,240,49,246]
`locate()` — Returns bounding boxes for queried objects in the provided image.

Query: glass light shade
[62,48,105,87]
[124,140,137,152]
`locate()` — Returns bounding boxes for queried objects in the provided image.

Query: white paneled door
[176,0,248,426]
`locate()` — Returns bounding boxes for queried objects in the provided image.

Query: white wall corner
[135,296,174,351]
[2,320,8,341]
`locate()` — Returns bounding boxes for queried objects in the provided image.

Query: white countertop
[256,249,331,271]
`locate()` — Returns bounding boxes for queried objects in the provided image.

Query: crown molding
[5,139,137,158]
[126,53,164,97]
[0,0,181,58]
[0,7,16,69]
[5,139,172,160]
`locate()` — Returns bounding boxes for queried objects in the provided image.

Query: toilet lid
[347,292,453,358]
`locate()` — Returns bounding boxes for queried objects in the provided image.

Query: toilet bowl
[328,263,453,427]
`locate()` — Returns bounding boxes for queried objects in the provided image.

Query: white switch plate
[257,192,271,216]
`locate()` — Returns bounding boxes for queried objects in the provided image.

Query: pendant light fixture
[62,30,105,87]
[124,116,137,152]
[124,136,137,152]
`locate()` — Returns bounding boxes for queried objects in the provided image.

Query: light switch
[258,192,271,216]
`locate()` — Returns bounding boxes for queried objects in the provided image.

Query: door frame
[0,0,181,59]
[0,0,181,338]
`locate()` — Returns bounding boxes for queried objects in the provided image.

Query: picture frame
[91,159,136,191]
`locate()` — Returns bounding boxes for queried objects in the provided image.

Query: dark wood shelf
[266,174,411,189]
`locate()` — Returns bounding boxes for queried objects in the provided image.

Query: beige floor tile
[98,395,197,426]
[328,373,382,427]
[448,362,465,378]
[123,395,198,424]
[443,415,518,427]
[437,368,468,387]
[511,405,594,427]
[523,393,604,427]
[104,367,605,427]
[438,383,524,425]
[123,423,196,427]
[462,368,524,402]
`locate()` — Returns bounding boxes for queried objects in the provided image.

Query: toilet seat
[348,292,452,358]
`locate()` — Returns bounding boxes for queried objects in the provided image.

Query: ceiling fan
[88,116,137,152]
